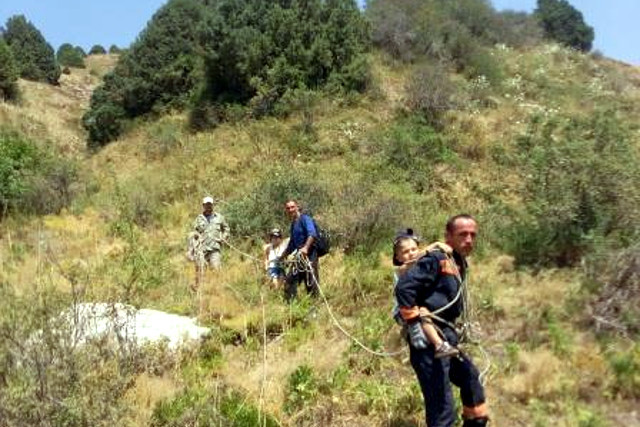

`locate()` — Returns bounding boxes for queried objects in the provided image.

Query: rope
[221,238,490,379]
[295,254,405,358]
[221,238,262,264]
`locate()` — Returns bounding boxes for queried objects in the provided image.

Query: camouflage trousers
[196,249,222,270]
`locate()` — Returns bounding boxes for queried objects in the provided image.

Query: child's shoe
[434,341,459,359]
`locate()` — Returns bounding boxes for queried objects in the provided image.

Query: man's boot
[462,417,489,427]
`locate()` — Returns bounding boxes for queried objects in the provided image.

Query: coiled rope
[221,238,490,378]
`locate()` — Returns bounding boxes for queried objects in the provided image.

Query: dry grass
[123,373,180,425]
[3,45,640,426]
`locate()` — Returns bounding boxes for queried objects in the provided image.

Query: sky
[0,0,637,65]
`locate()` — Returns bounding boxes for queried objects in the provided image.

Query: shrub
[84,0,206,146]
[404,64,458,129]
[284,365,318,414]
[0,38,20,101]
[0,127,38,216]
[56,43,85,68]
[367,0,512,63]
[88,44,107,55]
[608,345,640,398]
[499,110,640,267]
[108,44,121,54]
[2,15,60,84]
[535,0,594,52]
[151,385,280,426]
[192,0,370,129]
[0,285,142,425]
[0,126,79,217]
[380,115,457,191]
[225,168,329,239]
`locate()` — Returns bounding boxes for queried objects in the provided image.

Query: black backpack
[301,215,330,257]
[313,220,330,257]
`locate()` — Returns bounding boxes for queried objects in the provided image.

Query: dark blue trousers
[409,343,486,427]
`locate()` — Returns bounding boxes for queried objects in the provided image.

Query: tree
[0,38,20,101]
[56,43,85,68]
[89,44,107,55]
[108,44,121,54]
[2,15,60,84]
[535,0,594,52]
[84,0,208,146]
[192,0,369,126]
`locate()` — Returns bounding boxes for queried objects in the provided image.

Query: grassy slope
[1,48,640,426]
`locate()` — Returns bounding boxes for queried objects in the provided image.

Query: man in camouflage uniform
[192,196,229,288]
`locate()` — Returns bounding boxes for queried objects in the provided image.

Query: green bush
[108,44,121,54]
[284,365,318,414]
[380,115,457,191]
[499,110,640,267]
[0,126,79,217]
[535,0,594,52]
[56,43,85,68]
[225,168,329,239]
[608,345,640,398]
[0,38,20,101]
[192,0,370,129]
[151,386,280,426]
[0,127,40,215]
[3,15,60,85]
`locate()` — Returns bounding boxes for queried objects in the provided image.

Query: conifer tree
[56,43,85,68]
[0,38,20,101]
[3,15,60,85]
[89,45,107,55]
[83,0,206,146]
[535,0,594,52]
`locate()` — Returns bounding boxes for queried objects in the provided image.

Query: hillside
[1,45,640,426]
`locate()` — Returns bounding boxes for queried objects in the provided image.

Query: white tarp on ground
[57,302,210,349]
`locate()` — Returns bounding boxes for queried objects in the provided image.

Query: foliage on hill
[56,43,86,68]
[82,0,206,147]
[367,0,542,64]
[190,0,370,130]
[0,38,20,101]
[535,0,594,52]
[88,44,106,55]
[498,110,640,267]
[2,15,60,85]
[0,126,78,216]
[84,0,369,146]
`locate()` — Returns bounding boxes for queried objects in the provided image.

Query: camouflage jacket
[193,212,229,251]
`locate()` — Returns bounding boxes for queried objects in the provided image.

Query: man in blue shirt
[280,199,319,301]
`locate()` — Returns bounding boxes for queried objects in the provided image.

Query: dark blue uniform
[395,250,488,427]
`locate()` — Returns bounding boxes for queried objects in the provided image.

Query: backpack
[301,215,330,257]
[313,220,331,257]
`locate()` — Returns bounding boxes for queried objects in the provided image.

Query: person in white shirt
[263,228,288,289]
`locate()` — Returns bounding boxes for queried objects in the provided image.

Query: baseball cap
[270,228,282,237]
[202,196,215,204]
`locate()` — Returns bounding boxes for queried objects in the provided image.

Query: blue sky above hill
[0,0,637,65]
